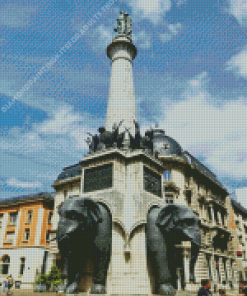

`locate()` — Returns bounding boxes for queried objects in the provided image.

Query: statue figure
[114,10,132,37]
[56,196,112,294]
[146,204,201,295]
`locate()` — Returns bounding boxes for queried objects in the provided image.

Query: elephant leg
[189,242,200,283]
[90,204,112,294]
[65,253,81,294]
[146,207,176,296]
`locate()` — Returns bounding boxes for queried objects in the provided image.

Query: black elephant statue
[56,196,112,294]
[146,204,201,295]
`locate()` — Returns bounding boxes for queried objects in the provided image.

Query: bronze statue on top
[114,10,132,37]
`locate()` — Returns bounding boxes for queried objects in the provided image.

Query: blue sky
[0,0,247,205]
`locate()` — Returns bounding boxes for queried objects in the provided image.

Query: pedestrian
[219,288,227,296]
[3,276,9,295]
[242,282,247,296]
[7,275,14,295]
[197,279,212,296]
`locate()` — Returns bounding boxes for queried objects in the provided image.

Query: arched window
[1,255,10,275]
[163,170,171,181]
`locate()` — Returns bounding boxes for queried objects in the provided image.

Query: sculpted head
[57,197,103,241]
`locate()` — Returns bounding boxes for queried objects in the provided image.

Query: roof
[183,151,227,191]
[231,198,247,218]
[57,163,82,181]
[0,192,54,206]
[152,129,182,157]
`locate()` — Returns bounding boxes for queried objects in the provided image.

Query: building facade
[230,198,247,283]
[0,192,54,289]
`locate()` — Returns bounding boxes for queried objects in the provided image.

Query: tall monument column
[106,11,137,136]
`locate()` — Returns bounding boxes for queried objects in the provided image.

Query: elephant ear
[155,205,179,232]
[79,198,103,224]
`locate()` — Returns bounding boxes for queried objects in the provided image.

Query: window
[5,232,14,244]
[1,255,10,275]
[9,212,18,225]
[186,191,192,205]
[163,170,171,181]
[27,211,33,223]
[165,194,174,204]
[46,231,50,242]
[19,257,25,275]
[24,229,30,241]
[48,212,53,224]
[0,214,3,227]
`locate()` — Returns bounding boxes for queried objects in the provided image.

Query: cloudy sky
[0,0,247,205]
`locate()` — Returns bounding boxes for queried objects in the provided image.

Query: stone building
[230,198,247,282]
[0,192,54,289]
[49,12,238,295]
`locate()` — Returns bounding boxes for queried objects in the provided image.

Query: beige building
[230,198,247,283]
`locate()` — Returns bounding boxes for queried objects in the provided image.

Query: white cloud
[129,0,172,24]
[97,25,113,48]
[154,73,247,180]
[38,105,94,150]
[0,104,95,169]
[0,128,45,153]
[133,30,151,49]
[159,23,182,43]
[229,0,247,26]
[6,178,42,188]
[235,187,247,208]
[226,47,247,79]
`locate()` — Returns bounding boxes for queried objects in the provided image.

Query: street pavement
[0,290,242,296]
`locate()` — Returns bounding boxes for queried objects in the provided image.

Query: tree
[47,265,63,291]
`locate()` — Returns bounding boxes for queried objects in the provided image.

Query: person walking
[241,282,247,296]
[197,279,212,296]
[219,288,227,296]
[3,276,9,295]
[7,275,14,295]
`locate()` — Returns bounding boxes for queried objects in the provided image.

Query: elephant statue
[56,196,112,294]
[146,204,201,295]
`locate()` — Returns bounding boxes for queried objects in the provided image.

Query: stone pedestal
[79,150,165,294]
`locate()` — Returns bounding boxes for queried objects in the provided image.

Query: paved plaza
[0,290,243,296]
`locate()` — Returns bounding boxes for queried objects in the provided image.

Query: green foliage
[35,274,49,285]
[34,265,64,291]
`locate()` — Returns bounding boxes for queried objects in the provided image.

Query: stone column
[210,255,215,282]
[45,252,56,274]
[106,35,137,136]
[217,211,222,225]
[210,205,215,226]
[183,249,190,285]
